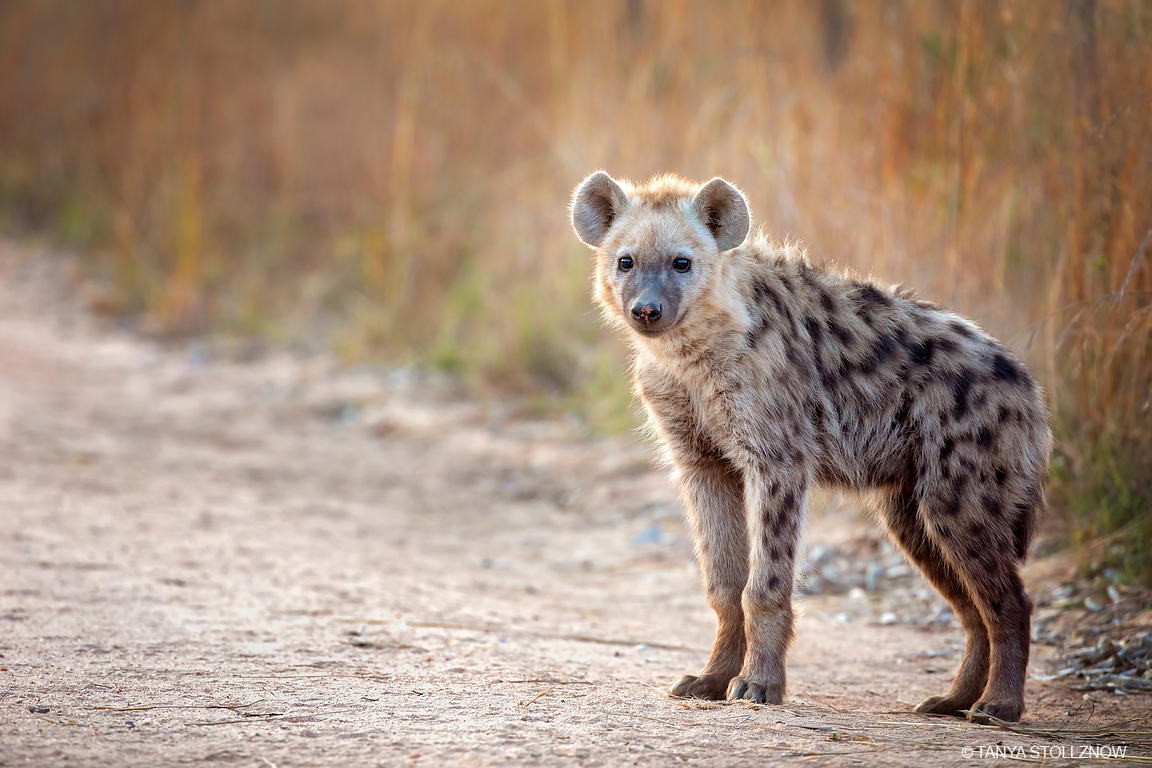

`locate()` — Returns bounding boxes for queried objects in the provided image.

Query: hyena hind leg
[879,486,990,717]
[920,485,1036,724]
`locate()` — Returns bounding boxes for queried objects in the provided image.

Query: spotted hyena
[569,171,1051,723]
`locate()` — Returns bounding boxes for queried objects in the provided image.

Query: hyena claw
[968,698,1024,724]
[670,673,731,700]
[725,676,783,705]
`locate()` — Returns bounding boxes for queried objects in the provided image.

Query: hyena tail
[1013,482,1044,562]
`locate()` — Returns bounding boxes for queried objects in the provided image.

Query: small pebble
[28,706,49,714]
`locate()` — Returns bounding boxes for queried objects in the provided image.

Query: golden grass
[0,1,1148,577]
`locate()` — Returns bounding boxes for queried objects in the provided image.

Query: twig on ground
[517,687,554,707]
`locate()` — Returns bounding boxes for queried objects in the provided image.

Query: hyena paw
[968,697,1023,724]
[670,673,731,700]
[915,694,976,718]
[725,675,783,705]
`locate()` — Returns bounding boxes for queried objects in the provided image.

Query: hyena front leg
[727,468,805,704]
[670,450,749,700]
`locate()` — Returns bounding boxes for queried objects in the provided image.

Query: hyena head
[570,171,750,337]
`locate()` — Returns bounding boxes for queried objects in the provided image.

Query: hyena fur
[570,171,1051,723]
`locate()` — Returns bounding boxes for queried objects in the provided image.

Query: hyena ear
[571,171,629,248]
[692,178,750,251]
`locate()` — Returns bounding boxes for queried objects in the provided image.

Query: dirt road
[1,244,1147,766]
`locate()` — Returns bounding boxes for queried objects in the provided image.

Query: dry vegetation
[0,0,1148,579]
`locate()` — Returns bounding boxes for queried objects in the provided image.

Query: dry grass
[0,0,1148,578]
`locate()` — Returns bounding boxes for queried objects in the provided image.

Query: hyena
[570,171,1051,723]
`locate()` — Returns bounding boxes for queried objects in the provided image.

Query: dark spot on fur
[809,396,826,426]
[856,333,900,374]
[935,337,959,354]
[940,436,956,467]
[949,321,974,338]
[994,466,1008,486]
[745,280,776,347]
[784,339,803,367]
[780,490,796,512]
[768,290,787,319]
[827,319,853,346]
[991,352,1030,386]
[943,475,968,516]
[767,576,781,591]
[907,338,934,366]
[805,316,823,347]
[895,390,913,426]
[852,282,892,310]
[975,426,994,448]
[952,370,973,419]
[981,493,1003,519]
[820,290,835,311]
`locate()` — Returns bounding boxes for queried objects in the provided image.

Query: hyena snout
[625,280,680,334]
[630,299,663,324]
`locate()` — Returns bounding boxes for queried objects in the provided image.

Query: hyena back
[570,171,1051,723]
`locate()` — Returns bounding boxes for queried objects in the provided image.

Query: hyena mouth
[632,321,672,337]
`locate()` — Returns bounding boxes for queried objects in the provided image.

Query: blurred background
[0,0,1148,581]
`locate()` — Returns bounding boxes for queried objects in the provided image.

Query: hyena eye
[672,257,692,273]
[617,255,634,271]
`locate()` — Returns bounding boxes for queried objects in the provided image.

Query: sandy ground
[1,243,1148,766]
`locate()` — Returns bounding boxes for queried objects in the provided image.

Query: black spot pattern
[952,370,973,419]
[991,353,1030,386]
[907,338,935,366]
[975,426,994,448]
[949,320,974,338]
[852,283,892,309]
[827,319,853,346]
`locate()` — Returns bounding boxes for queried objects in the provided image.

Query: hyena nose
[631,302,662,323]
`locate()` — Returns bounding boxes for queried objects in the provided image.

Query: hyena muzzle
[570,171,1051,723]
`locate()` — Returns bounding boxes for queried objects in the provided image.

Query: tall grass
[0,1,1148,578]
